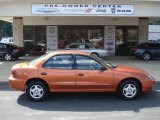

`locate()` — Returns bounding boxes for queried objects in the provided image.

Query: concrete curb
[1,81,160,85]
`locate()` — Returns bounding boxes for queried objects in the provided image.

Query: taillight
[14,48,21,52]
[12,70,17,77]
[132,47,139,51]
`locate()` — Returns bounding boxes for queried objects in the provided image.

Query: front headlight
[146,73,154,80]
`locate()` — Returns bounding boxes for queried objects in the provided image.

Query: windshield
[28,53,49,65]
[96,57,118,68]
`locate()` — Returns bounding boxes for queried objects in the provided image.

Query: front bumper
[142,79,155,92]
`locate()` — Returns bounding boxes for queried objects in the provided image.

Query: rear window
[137,43,147,48]
[148,43,160,48]
[8,44,19,48]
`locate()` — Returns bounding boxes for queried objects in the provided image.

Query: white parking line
[0,62,3,65]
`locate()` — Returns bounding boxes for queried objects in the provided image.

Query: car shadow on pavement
[17,90,160,112]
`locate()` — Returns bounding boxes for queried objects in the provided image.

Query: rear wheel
[4,53,12,61]
[142,53,151,61]
[26,81,49,101]
[118,80,140,100]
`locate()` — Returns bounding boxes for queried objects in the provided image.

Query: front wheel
[26,81,49,101]
[118,80,140,100]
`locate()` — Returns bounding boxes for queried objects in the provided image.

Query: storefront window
[23,26,46,54]
[58,26,104,49]
[24,26,35,42]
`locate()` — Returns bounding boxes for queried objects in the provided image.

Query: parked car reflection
[65,42,109,57]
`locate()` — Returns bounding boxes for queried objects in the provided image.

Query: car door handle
[41,72,47,75]
[78,73,84,76]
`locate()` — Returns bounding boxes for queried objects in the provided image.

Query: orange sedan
[9,50,155,101]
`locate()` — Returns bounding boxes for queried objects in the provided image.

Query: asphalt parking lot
[0,55,160,83]
[0,56,160,120]
[0,84,160,120]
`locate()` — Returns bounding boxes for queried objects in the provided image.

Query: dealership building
[0,0,160,55]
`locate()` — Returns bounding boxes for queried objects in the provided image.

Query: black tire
[142,53,151,61]
[26,81,49,101]
[4,53,12,61]
[91,53,99,57]
[118,80,140,100]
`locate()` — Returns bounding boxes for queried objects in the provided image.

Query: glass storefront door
[116,26,138,56]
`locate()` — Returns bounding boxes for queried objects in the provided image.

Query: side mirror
[101,66,106,71]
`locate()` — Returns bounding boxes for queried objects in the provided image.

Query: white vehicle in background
[0,37,14,44]
[65,43,109,57]
[90,37,103,46]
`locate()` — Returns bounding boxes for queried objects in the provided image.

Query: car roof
[48,50,90,56]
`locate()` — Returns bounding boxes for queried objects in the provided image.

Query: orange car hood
[113,65,146,74]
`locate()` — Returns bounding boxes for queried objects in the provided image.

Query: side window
[70,44,77,49]
[85,45,90,49]
[42,58,53,69]
[43,55,73,69]
[76,55,102,70]
[52,55,73,69]
[78,44,85,49]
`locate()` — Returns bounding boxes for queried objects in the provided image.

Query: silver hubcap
[5,54,11,61]
[143,54,150,60]
[123,84,137,98]
[29,85,44,99]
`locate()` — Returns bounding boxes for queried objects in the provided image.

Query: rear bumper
[9,76,26,91]
[133,52,142,58]
[12,52,25,58]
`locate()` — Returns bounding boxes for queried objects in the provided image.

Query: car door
[148,43,160,58]
[75,55,114,92]
[39,54,76,92]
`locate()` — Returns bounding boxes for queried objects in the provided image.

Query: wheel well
[25,78,49,92]
[142,52,151,57]
[116,77,142,92]
[91,52,99,57]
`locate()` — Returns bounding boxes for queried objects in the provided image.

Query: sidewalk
[0,56,160,84]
